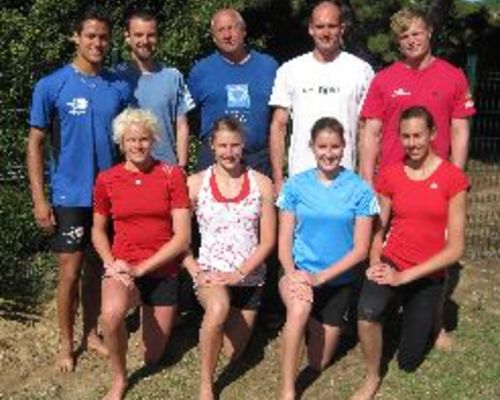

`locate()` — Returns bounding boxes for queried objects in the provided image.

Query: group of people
[25,2,475,400]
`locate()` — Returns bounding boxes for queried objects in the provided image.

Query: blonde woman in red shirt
[92,108,191,400]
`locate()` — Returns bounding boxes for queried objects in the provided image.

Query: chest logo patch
[430,182,439,190]
[226,84,250,108]
[67,97,88,116]
[391,88,412,98]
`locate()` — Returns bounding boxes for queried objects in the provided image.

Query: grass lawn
[0,259,499,399]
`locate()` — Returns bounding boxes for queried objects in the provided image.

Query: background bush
[0,0,498,307]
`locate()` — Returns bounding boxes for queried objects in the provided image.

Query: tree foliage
[0,0,498,302]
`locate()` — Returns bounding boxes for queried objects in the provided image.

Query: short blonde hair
[112,107,160,150]
[390,7,432,37]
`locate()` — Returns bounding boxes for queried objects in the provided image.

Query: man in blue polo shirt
[26,6,130,372]
[115,8,192,167]
[187,8,278,176]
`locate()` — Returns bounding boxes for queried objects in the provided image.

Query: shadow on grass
[126,309,202,392]
[213,310,284,399]
[295,325,359,399]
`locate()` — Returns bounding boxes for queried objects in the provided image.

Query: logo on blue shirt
[66,97,88,116]
[226,84,250,108]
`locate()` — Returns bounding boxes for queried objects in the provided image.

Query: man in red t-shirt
[359,7,476,186]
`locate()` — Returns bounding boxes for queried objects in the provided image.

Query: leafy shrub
[0,184,56,306]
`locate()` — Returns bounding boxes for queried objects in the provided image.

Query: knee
[101,305,126,333]
[58,268,80,287]
[397,352,422,372]
[358,302,385,323]
[285,305,310,327]
[203,301,230,329]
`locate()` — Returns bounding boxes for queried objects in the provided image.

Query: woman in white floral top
[183,117,276,400]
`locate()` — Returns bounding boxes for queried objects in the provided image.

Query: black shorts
[229,286,263,311]
[311,283,353,327]
[135,276,179,307]
[50,207,92,253]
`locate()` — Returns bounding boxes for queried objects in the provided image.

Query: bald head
[311,1,343,24]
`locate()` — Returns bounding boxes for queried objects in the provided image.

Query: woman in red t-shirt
[92,108,190,400]
[351,106,468,400]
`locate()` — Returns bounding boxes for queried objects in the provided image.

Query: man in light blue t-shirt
[116,8,193,166]
[187,8,278,176]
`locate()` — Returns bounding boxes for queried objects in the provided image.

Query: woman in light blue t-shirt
[276,117,378,400]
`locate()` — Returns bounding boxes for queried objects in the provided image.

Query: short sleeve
[175,71,195,116]
[268,64,292,109]
[374,167,394,198]
[446,166,470,199]
[29,78,53,129]
[168,166,190,209]
[93,174,111,215]
[357,63,375,114]
[360,75,384,120]
[355,185,380,217]
[187,64,201,106]
[452,69,476,118]
[118,81,134,109]
[276,179,297,212]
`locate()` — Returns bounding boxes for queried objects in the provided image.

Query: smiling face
[126,17,158,63]
[211,128,244,171]
[121,122,155,167]
[399,116,435,162]
[397,18,432,64]
[310,129,345,175]
[211,9,247,60]
[309,2,344,60]
[73,19,110,69]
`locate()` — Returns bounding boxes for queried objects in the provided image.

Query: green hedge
[0,184,56,306]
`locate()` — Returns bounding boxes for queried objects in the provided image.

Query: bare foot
[86,333,109,357]
[350,376,380,400]
[55,348,75,372]
[434,329,454,351]
[199,384,214,400]
[102,378,127,400]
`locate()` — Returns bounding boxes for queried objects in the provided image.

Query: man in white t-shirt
[269,0,374,194]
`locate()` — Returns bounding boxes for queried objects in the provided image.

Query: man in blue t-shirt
[26,6,130,372]
[187,8,278,176]
[115,8,192,166]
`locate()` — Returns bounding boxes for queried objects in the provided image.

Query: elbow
[449,243,465,264]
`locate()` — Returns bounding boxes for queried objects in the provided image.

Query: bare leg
[55,252,83,372]
[101,278,139,400]
[306,318,342,371]
[279,278,312,400]
[82,250,108,357]
[197,286,231,400]
[222,307,258,361]
[142,304,177,365]
[349,320,382,400]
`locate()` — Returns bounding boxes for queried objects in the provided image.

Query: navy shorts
[229,286,264,311]
[311,283,353,327]
[135,276,179,307]
[50,207,92,253]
